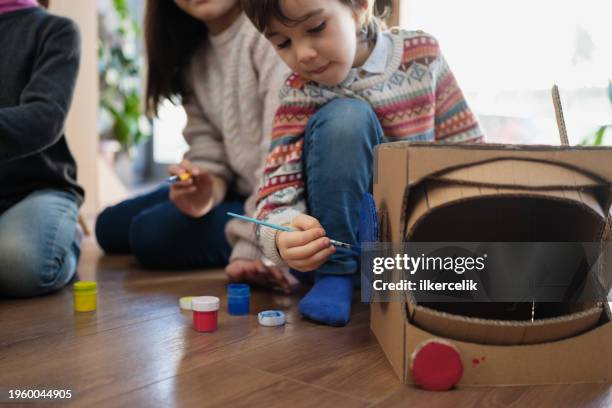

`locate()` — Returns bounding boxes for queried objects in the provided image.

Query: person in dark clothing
[0,0,84,297]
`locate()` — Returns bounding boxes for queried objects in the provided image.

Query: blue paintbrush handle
[227,212,360,251]
[227,212,294,232]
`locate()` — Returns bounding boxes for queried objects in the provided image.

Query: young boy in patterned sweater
[241,0,485,326]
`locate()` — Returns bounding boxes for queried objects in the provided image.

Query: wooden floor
[1,237,611,408]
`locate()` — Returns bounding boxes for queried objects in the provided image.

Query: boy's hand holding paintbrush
[227,212,359,273]
[168,159,227,218]
[275,214,336,272]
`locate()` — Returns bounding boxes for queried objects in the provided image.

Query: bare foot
[225,259,299,294]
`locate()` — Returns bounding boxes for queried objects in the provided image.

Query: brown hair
[144,0,208,116]
[38,0,49,9]
[241,0,392,43]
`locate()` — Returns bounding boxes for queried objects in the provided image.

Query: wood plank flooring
[1,237,611,407]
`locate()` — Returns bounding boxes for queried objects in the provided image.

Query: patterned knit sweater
[255,29,485,265]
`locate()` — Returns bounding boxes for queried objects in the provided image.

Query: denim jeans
[0,189,80,298]
[95,186,245,269]
[303,98,385,276]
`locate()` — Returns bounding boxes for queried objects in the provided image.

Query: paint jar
[179,296,194,317]
[227,283,250,315]
[73,281,97,312]
[192,296,220,333]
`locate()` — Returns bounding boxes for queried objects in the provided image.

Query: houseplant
[98,0,150,157]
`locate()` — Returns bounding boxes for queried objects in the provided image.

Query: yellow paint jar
[73,281,97,312]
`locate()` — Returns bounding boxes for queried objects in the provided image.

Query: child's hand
[276,214,336,272]
[225,259,294,294]
[168,159,225,217]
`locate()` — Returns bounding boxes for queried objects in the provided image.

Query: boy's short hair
[241,0,392,43]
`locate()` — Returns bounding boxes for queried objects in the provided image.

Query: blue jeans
[0,189,80,298]
[303,98,385,276]
[95,186,244,269]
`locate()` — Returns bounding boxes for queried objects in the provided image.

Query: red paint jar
[192,296,220,333]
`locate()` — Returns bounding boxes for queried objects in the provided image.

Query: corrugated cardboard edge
[407,303,603,345]
[404,185,605,242]
[372,146,410,381]
[433,159,604,189]
[393,146,612,243]
[377,143,612,189]
[403,303,612,386]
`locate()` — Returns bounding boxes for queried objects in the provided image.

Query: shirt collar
[359,31,391,75]
[329,31,393,89]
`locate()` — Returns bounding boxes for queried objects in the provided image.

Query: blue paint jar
[227,283,250,315]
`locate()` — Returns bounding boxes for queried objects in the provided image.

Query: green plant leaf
[593,126,607,146]
[113,0,128,19]
[579,81,612,146]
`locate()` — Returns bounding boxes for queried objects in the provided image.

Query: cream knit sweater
[182,13,288,262]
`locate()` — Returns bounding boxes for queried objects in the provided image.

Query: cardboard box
[371,143,612,385]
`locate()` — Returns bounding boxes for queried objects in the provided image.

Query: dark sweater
[0,7,84,213]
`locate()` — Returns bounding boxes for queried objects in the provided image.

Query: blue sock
[298,274,353,327]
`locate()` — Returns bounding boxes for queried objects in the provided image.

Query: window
[153,100,189,164]
[400,0,612,145]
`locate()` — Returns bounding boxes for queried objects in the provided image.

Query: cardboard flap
[404,181,606,241]
[408,303,603,346]
[375,143,612,186]
[432,159,603,189]
[403,308,612,385]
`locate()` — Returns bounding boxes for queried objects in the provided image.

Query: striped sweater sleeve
[375,31,484,144]
[429,38,484,143]
[254,76,318,265]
